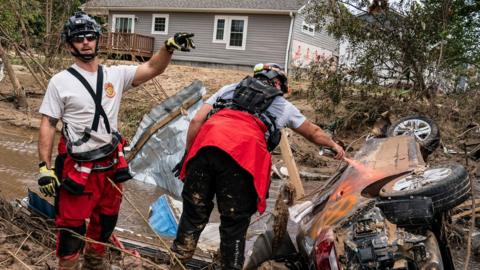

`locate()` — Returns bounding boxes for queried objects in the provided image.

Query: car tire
[387,115,440,160]
[379,164,471,213]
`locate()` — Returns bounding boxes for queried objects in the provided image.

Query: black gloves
[172,153,186,178]
[165,33,195,52]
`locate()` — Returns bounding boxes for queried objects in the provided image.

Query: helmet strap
[68,41,99,63]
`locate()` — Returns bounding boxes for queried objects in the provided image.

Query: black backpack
[212,76,283,151]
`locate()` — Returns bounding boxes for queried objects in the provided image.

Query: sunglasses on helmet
[71,33,97,43]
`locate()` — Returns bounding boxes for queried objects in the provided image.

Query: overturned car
[245,116,470,269]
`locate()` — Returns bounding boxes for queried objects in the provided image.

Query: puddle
[0,122,476,267]
[0,123,168,235]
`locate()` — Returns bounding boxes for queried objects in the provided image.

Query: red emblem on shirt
[104,82,115,98]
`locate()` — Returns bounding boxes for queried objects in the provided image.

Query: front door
[111,15,135,50]
[112,15,134,33]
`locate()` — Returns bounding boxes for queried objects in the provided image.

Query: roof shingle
[85,0,306,12]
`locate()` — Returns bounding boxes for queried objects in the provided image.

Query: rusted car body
[246,135,461,269]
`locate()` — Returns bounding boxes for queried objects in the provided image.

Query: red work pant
[55,156,123,258]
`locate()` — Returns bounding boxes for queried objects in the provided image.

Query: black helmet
[253,63,289,93]
[62,12,101,62]
[62,11,101,42]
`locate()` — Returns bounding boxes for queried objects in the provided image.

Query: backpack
[212,76,283,151]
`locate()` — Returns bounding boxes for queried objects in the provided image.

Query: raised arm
[132,46,173,87]
[132,33,195,87]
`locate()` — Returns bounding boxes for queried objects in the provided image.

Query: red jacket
[180,109,272,213]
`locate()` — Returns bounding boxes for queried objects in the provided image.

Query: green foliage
[304,0,480,95]
[307,58,345,116]
[0,0,85,47]
[0,0,19,41]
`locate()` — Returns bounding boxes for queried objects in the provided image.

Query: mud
[0,123,39,201]
[0,61,478,269]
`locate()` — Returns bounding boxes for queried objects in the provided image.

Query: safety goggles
[71,33,97,43]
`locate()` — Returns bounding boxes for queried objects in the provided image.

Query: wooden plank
[126,95,202,162]
[279,129,305,200]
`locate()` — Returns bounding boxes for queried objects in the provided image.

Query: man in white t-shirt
[171,63,345,269]
[37,11,195,269]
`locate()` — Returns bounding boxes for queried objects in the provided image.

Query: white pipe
[285,11,294,73]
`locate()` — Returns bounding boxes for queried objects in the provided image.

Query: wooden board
[279,129,305,200]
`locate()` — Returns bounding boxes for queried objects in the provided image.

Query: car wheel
[379,164,471,213]
[387,115,440,160]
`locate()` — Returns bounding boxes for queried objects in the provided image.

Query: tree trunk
[13,45,47,91]
[0,44,28,109]
[9,0,31,51]
[45,0,52,36]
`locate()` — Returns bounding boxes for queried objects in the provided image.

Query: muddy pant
[172,147,257,270]
[55,155,123,259]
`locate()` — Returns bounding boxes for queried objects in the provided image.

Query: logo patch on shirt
[104,82,115,98]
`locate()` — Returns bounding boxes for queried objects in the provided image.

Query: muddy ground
[0,61,479,269]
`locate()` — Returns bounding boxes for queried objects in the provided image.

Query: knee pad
[99,214,118,242]
[57,223,86,257]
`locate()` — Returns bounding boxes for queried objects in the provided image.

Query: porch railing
[98,32,155,58]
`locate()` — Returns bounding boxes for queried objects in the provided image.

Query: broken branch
[6,250,32,270]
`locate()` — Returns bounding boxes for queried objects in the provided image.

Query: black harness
[67,65,110,134]
[64,65,120,161]
[212,76,283,151]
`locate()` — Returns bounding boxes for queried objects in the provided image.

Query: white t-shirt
[206,82,306,129]
[39,64,137,143]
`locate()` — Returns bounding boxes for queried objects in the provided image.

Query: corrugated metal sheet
[127,80,206,198]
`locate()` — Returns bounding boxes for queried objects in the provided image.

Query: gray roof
[84,0,306,12]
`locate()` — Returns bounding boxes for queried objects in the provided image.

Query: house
[83,0,339,71]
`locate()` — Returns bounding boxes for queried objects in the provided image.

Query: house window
[229,20,244,47]
[151,14,169,35]
[213,16,248,50]
[215,19,226,40]
[302,21,315,36]
[112,14,135,33]
[213,16,227,42]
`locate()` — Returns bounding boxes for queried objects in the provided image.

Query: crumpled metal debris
[127,80,206,198]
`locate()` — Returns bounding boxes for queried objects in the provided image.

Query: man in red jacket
[171,63,345,269]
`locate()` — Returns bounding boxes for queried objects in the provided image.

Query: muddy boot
[59,253,81,270]
[169,259,187,270]
[169,243,191,270]
[82,250,110,270]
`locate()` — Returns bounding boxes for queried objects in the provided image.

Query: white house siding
[290,12,339,67]
[108,11,291,67]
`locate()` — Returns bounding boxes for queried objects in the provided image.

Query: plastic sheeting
[149,194,182,237]
[127,80,206,198]
[149,194,221,252]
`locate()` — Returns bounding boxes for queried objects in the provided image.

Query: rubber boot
[59,253,81,270]
[169,257,188,270]
[82,249,110,270]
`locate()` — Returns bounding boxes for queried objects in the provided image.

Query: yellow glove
[165,32,195,52]
[38,162,60,197]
